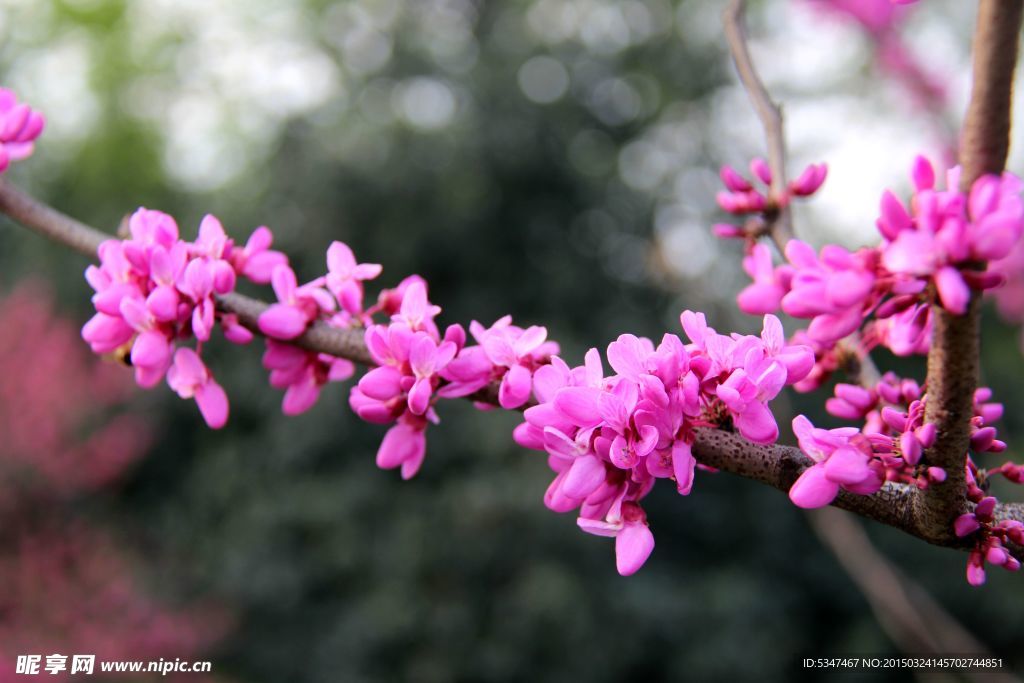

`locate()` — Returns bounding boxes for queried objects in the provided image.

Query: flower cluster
[955,497,1023,585]
[880,159,1021,313]
[37,29,1020,591]
[82,209,287,427]
[726,156,1024,379]
[952,388,1024,585]
[349,286,557,479]
[713,158,827,239]
[788,398,944,509]
[514,313,814,574]
[0,88,44,173]
[792,375,1010,500]
[247,242,560,481]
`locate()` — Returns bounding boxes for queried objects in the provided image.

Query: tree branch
[723,0,793,247]
[1,179,1022,554]
[916,0,1024,543]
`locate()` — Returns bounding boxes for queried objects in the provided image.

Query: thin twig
[723,0,793,248]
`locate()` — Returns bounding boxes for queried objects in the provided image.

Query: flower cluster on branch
[1,0,1023,586]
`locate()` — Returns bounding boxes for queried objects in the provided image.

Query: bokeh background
[0,0,1022,680]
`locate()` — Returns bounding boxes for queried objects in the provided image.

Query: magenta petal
[879,190,912,237]
[935,266,970,314]
[146,285,179,322]
[615,522,655,576]
[131,329,171,370]
[827,271,873,307]
[499,364,533,409]
[271,264,297,302]
[967,560,986,586]
[82,313,134,353]
[554,387,603,427]
[407,377,433,415]
[577,516,621,537]
[513,422,545,450]
[807,306,862,344]
[954,514,981,538]
[823,447,871,485]
[283,375,321,415]
[883,231,938,276]
[257,304,309,339]
[359,366,404,400]
[409,334,438,377]
[134,364,166,389]
[910,155,935,191]
[900,431,922,465]
[562,454,607,499]
[377,422,422,471]
[737,282,783,315]
[789,464,840,509]
[212,260,237,294]
[672,440,696,495]
[733,401,778,444]
[195,379,229,429]
[545,471,582,513]
[400,440,427,480]
[607,334,649,379]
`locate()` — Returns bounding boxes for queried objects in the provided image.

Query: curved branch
[1,179,1022,553]
[723,0,793,247]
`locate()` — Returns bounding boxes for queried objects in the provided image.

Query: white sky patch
[7,34,99,146]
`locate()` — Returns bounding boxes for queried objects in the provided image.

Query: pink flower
[577,500,655,576]
[118,296,173,388]
[682,312,812,443]
[788,415,882,508]
[390,280,442,336]
[229,226,288,284]
[376,414,429,480]
[475,318,555,409]
[359,321,462,418]
[80,207,290,430]
[406,333,458,415]
[262,340,355,415]
[165,348,228,429]
[325,241,382,315]
[880,156,1024,314]
[257,265,334,340]
[781,240,878,343]
[737,244,792,315]
[0,88,45,172]
[954,496,1023,586]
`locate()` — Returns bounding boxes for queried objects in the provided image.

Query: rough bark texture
[916,0,1024,543]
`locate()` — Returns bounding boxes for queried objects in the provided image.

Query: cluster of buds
[955,497,1023,585]
[713,158,828,239]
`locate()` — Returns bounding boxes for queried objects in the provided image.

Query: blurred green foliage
[1,0,1023,680]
